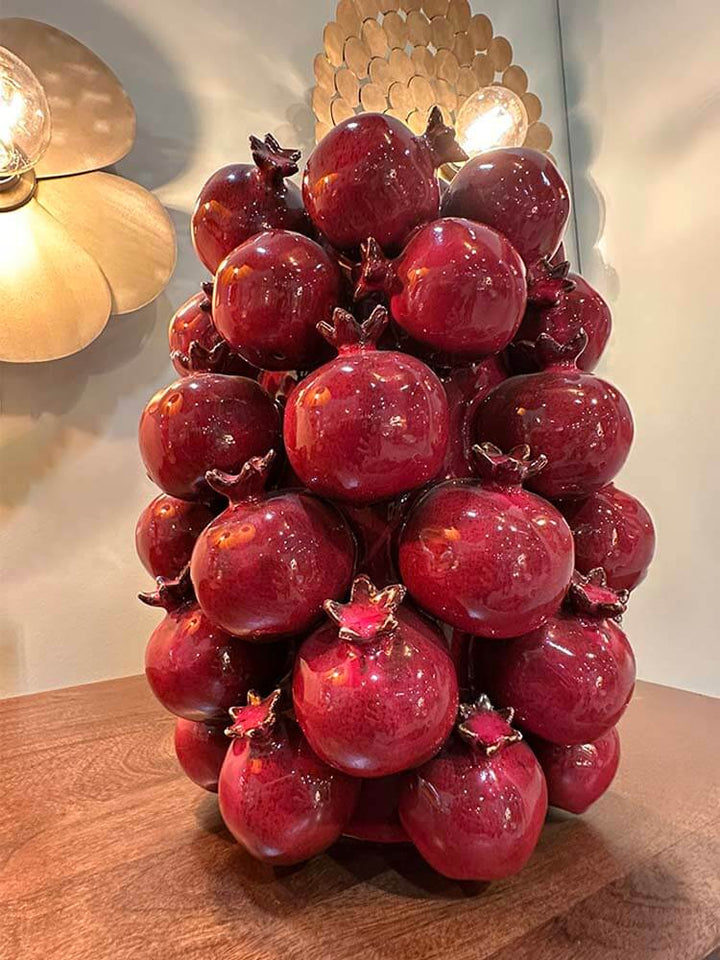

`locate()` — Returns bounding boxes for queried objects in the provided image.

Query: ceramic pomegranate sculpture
[284,306,449,503]
[293,576,458,778]
[528,727,621,814]
[140,569,286,721]
[474,331,634,499]
[168,282,256,378]
[399,696,548,881]
[190,451,355,639]
[218,690,360,865]
[399,444,574,637]
[135,494,214,580]
[481,569,636,744]
[303,108,467,255]
[192,133,310,273]
[174,718,229,793]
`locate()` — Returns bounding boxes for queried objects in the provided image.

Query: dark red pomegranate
[441,147,570,268]
[344,774,409,844]
[303,108,467,255]
[293,576,458,777]
[355,220,526,359]
[284,306,449,504]
[560,483,655,592]
[190,452,355,639]
[174,718,229,793]
[192,134,310,273]
[138,373,280,500]
[135,494,214,580]
[218,690,359,865]
[139,569,286,721]
[168,283,256,378]
[398,444,574,638]
[473,331,634,499]
[528,726,621,814]
[213,229,340,370]
[480,569,636,745]
[399,696,547,881]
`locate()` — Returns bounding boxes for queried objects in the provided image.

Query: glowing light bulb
[0,46,51,180]
[455,87,528,159]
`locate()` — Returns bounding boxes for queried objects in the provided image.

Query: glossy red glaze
[398,446,574,638]
[192,134,310,273]
[293,577,458,778]
[302,109,466,255]
[190,453,355,639]
[442,148,570,267]
[284,307,449,504]
[528,727,621,814]
[168,288,256,378]
[341,495,413,586]
[138,374,280,501]
[135,494,214,580]
[218,692,359,865]
[213,230,340,370]
[473,334,634,499]
[344,774,409,843]
[356,220,526,359]
[560,484,656,592]
[173,718,229,793]
[399,698,547,881]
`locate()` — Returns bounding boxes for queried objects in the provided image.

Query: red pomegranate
[213,229,341,370]
[190,452,355,639]
[139,569,286,721]
[283,306,449,503]
[399,696,547,881]
[218,690,359,865]
[174,718,229,793]
[168,283,256,378]
[344,774,409,844]
[138,373,280,500]
[473,331,634,499]
[192,134,310,273]
[441,147,570,268]
[135,494,214,580]
[480,569,636,745]
[398,444,574,638]
[293,576,458,778]
[355,220,526,359]
[560,483,656,591]
[302,108,467,255]
[528,726,621,814]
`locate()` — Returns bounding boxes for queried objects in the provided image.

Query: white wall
[0,0,570,697]
[559,0,720,696]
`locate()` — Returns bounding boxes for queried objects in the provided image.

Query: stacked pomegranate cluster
[136,110,655,881]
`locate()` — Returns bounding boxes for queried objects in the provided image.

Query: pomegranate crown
[420,105,468,167]
[324,575,406,643]
[526,257,576,307]
[354,238,398,301]
[317,305,389,351]
[205,449,276,502]
[171,339,236,375]
[567,568,629,620]
[226,688,282,741]
[249,132,300,179]
[471,442,548,487]
[519,328,588,370]
[138,565,194,612]
[457,695,523,756]
[199,280,214,311]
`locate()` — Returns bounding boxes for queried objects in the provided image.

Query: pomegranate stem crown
[471,442,548,487]
[354,237,398,301]
[205,450,276,502]
[138,565,194,612]
[324,575,406,643]
[420,105,468,167]
[171,339,234,375]
[567,568,629,620]
[458,695,523,756]
[317,305,389,352]
[531,328,589,369]
[249,132,300,179]
[226,688,282,740]
[200,280,214,310]
[526,256,576,307]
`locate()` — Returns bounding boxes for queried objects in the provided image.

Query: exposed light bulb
[455,87,528,159]
[0,46,51,180]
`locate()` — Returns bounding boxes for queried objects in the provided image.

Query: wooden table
[1,677,718,960]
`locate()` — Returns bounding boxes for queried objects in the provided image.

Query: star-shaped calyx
[226,689,283,740]
[567,568,629,621]
[137,565,194,612]
[324,575,406,643]
[471,442,548,488]
[458,695,523,756]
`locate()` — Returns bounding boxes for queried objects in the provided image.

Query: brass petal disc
[336,0,363,37]
[407,11,431,46]
[388,82,414,116]
[312,86,333,124]
[35,172,176,315]
[453,33,475,66]
[0,199,110,362]
[503,65,528,95]
[447,0,471,32]
[488,36,513,71]
[383,11,408,49]
[408,75,435,113]
[411,46,435,78]
[335,67,360,105]
[324,21,346,66]
[314,53,336,91]
[435,49,460,84]
[388,48,414,84]
[360,82,388,113]
[406,111,427,134]
[400,0,422,11]
[345,36,371,77]
[524,121,553,151]
[456,65,477,97]
[468,13,493,50]
[424,0,449,17]
[362,19,388,58]
[522,92,543,123]
[369,57,395,91]
[430,17,454,50]
[0,18,135,179]
[472,52,495,86]
[331,98,355,124]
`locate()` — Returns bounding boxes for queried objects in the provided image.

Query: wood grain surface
[0,678,718,960]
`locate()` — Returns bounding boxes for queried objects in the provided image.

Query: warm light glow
[0,47,51,178]
[455,87,528,159]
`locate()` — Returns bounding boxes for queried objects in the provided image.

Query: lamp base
[0,170,37,211]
